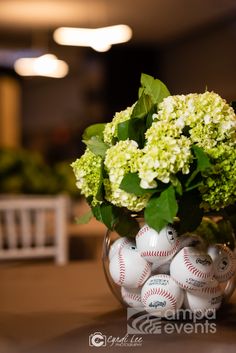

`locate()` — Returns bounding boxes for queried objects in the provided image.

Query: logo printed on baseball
[141,274,184,317]
[170,247,213,291]
[136,224,179,266]
[195,258,212,266]
[148,278,169,286]
[149,300,167,308]
[208,244,236,283]
[218,257,229,271]
[184,278,223,313]
[183,248,213,279]
[142,288,176,308]
[166,227,177,244]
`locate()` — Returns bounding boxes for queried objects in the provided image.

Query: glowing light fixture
[53,25,132,52]
[14,54,69,78]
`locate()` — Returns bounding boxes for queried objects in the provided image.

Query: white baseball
[184,278,223,313]
[136,224,179,266]
[141,274,184,317]
[207,244,236,283]
[170,247,214,291]
[121,287,143,308]
[109,247,151,288]
[108,237,135,260]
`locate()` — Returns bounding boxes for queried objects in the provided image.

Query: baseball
[136,224,179,266]
[170,247,214,291]
[141,274,184,317]
[207,244,236,283]
[121,287,143,308]
[184,278,223,313]
[109,247,151,288]
[108,236,135,260]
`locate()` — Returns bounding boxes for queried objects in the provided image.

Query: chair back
[0,195,68,264]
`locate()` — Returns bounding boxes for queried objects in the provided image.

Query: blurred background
[0,0,236,260]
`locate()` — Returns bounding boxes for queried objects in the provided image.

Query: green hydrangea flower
[104,140,150,211]
[200,143,236,211]
[137,120,192,185]
[154,92,236,151]
[71,148,102,205]
[103,105,134,145]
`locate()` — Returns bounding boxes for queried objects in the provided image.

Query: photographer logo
[89,332,106,347]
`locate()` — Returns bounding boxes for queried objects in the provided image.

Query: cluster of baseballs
[108,224,236,317]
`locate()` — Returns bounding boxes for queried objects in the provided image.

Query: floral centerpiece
[71,73,236,239]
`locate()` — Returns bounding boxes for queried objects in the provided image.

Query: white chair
[0,195,68,265]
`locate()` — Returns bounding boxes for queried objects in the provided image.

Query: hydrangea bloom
[104,140,150,211]
[200,143,236,210]
[138,121,192,185]
[103,105,134,145]
[71,148,102,205]
[154,92,236,151]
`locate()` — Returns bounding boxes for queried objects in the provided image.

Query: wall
[159,19,236,101]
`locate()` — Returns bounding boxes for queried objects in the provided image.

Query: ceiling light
[53,25,132,52]
[14,54,69,78]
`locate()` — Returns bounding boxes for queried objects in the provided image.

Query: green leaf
[131,94,153,119]
[75,210,93,225]
[120,173,145,195]
[146,105,157,129]
[140,73,170,104]
[138,86,144,98]
[120,173,158,196]
[177,189,204,233]
[83,136,109,157]
[192,145,211,172]
[144,185,178,232]
[95,165,104,201]
[82,123,106,141]
[186,145,212,187]
[170,176,183,195]
[100,204,118,229]
[91,203,140,237]
[117,118,147,148]
[117,120,130,140]
[91,203,103,223]
[92,203,118,229]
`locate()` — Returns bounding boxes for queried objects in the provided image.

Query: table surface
[0,260,236,353]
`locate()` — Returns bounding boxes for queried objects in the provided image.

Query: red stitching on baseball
[140,240,179,259]
[118,251,126,285]
[215,269,235,281]
[142,287,177,308]
[183,248,212,279]
[136,225,150,239]
[137,262,151,287]
[122,293,142,303]
[120,238,131,249]
[200,285,221,295]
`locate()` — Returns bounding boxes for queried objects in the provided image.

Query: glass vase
[102,216,236,308]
